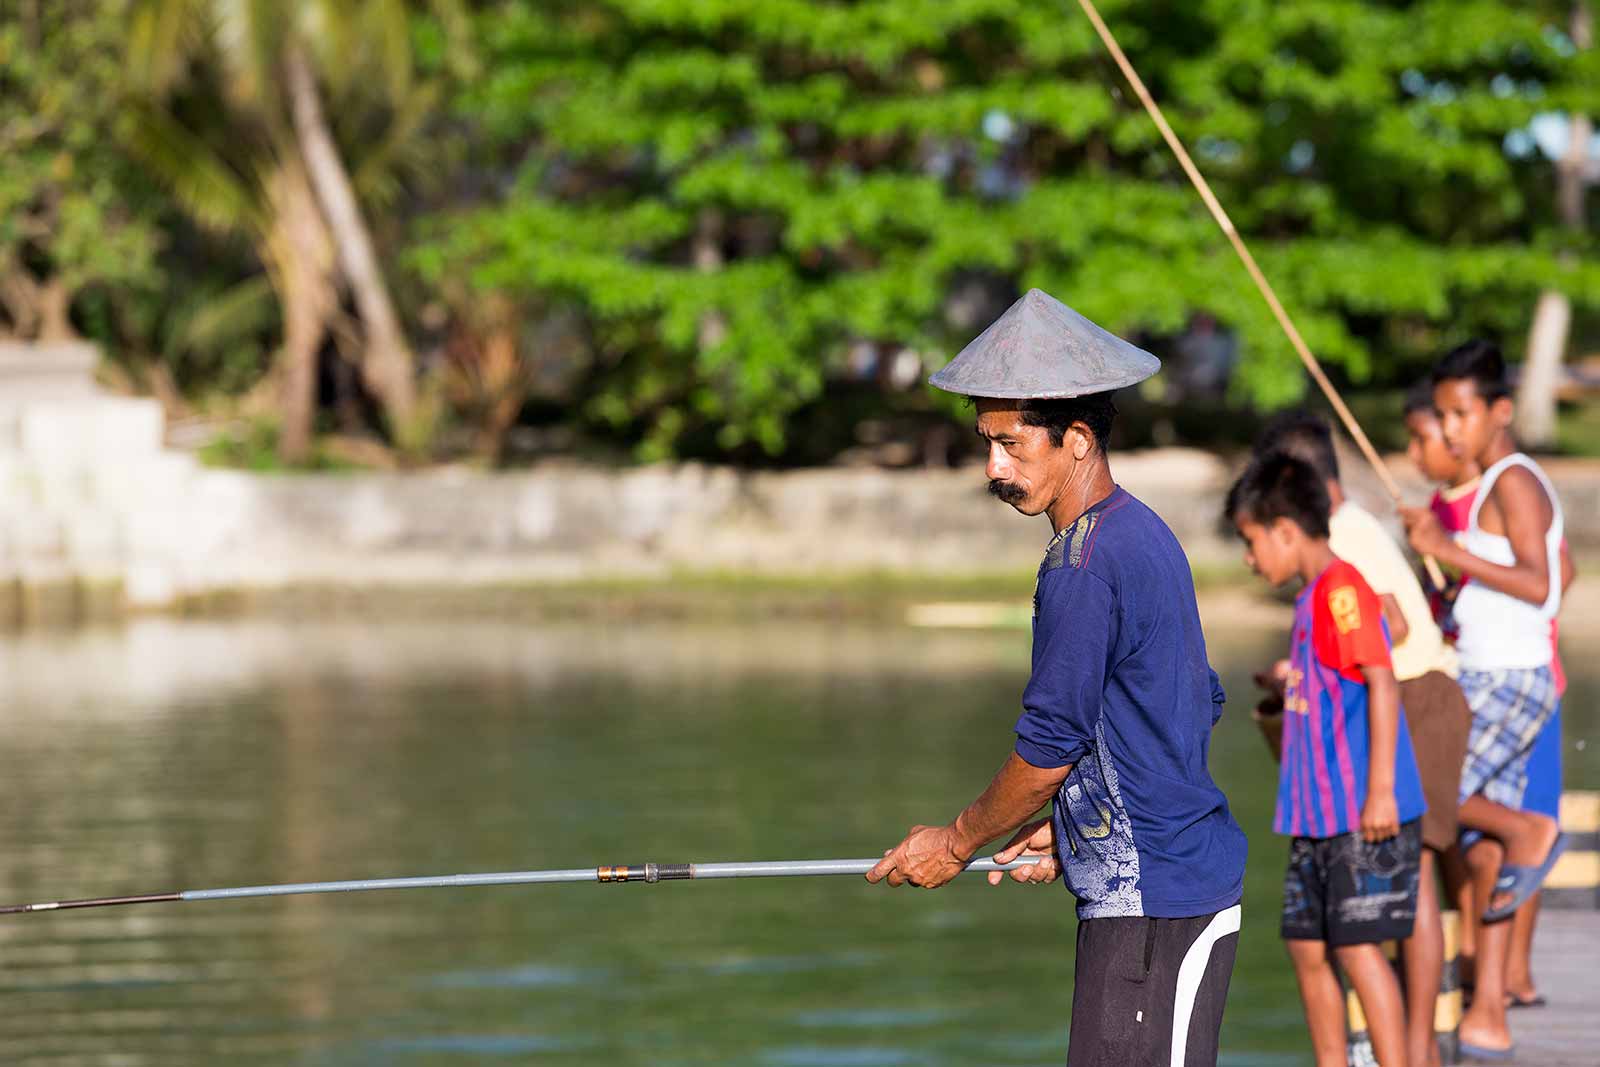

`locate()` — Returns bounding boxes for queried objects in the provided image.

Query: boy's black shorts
[1067,904,1240,1067]
[1280,819,1422,946]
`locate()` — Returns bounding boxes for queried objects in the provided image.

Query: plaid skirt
[1457,666,1559,810]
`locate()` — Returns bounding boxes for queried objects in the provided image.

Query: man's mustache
[988,478,1026,504]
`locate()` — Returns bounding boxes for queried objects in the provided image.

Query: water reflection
[0,618,1591,1065]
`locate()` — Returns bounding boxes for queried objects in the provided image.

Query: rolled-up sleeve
[1014,568,1116,768]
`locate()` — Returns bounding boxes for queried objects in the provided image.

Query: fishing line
[1076,0,1447,589]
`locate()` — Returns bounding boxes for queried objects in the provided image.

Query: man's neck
[1046,463,1117,534]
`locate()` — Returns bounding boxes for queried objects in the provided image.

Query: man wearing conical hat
[867,290,1247,1067]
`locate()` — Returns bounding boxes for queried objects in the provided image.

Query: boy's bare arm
[1358,664,1401,843]
[1379,594,1408,645]
[1406,468,1554,605]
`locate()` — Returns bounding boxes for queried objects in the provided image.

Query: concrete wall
[2,343,1597,618]
[3,449,1236,607]
[6,444,1598,612]
[164,447,1238,590]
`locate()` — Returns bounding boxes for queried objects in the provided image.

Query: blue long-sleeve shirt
[1015,486,1246,919]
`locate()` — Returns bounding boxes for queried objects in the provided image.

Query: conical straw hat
[928,289,1160,399]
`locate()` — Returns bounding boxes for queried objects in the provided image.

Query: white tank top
[1451,453,1563,671]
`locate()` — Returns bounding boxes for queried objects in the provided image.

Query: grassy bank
[16,555,1592,633]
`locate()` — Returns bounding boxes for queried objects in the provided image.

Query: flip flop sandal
[1459,1041,1516,1061]
[1483,833,1570,924]
[1507,991,1547,1009]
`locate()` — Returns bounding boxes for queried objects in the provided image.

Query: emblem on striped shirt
[1329,585,1362,634]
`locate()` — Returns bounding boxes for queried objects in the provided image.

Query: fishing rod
[1075,0,1448,591]
[0,856,1042,915]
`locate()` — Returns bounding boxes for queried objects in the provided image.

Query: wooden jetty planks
[1514,909,1600,1066]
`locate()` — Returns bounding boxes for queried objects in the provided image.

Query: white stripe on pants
[1169,904,1242,1067]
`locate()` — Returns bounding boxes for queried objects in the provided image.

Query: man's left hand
[986,818,1059,885]
[866,824,970,888]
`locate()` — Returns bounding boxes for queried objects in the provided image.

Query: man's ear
[1069,421,1094,460]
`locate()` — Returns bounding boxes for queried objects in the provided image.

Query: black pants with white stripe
[1067,904,1241,1067]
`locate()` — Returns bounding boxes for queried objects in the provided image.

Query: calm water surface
[0,617,1593,1066]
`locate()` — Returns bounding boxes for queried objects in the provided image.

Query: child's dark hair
[1432,339,1509,402]
[1402,380,1437,418]
[1224,453,1331,539]
[1254,410,1339,483]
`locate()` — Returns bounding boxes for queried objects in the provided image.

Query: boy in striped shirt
[1227,454,1427,1067]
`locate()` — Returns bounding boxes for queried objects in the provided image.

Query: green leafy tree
[0,1,164,341]
[416,0,1599,460]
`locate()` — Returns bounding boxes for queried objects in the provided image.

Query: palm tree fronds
[126,0,202,95]
[352,80,441,205]
[122,102,266,236]
[191,0,285,121]
[424,0,478,81]
[170,274,277,358]
[371,0,416,104]
[309,0,418,108]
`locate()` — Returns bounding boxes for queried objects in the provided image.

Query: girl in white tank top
[1451,453,1563,671]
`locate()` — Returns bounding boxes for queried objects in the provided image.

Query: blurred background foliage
[3,0,1597,466]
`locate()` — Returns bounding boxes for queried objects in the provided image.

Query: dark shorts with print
[1280,819,1421,946]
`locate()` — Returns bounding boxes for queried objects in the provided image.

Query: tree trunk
[1516,1,1590,448]
[283,39,417,437]
[0,265,78,341]
[693,208,728,350]
[265,163,338,464]
[0,266,39,339]
[34,278,76,342]
[470,316,527,464]
[1519,289,1572,447]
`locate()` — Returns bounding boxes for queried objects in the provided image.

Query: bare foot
[1458,1012,1513,1055]
[1505,984,1542,1007]
[1491,812,1559,914]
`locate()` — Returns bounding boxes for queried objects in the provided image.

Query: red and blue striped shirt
[1275,560,1427,838]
